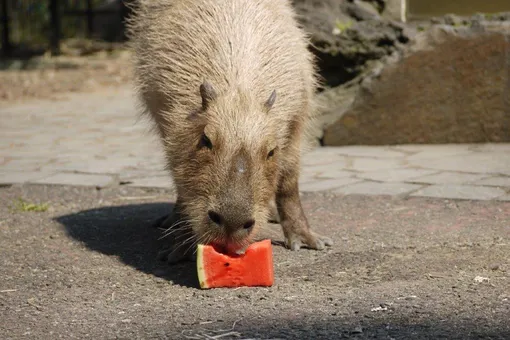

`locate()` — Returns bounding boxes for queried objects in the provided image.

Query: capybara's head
[170,81,281,253]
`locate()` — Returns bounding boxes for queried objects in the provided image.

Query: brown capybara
[127,0,332,262]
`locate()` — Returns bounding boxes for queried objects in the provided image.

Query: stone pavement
[1,86,509,201]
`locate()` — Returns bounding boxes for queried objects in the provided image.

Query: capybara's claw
[285,230,333,251]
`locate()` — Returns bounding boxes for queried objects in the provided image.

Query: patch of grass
[334,19,354,35]
[14,198,49,212]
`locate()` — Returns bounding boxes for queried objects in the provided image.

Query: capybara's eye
[200,133,213,150]
[267,148,275,159]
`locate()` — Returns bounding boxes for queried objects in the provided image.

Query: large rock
[291,0,414,146]
[292,0,411,87]
[322,21,510,145]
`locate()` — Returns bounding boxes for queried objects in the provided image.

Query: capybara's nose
[208,210,255,233]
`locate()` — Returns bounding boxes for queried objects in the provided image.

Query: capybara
[127,0,332,262]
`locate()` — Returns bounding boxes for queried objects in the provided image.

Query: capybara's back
[127,0,331,261]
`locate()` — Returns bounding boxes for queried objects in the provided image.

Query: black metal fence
[1,0,130,58]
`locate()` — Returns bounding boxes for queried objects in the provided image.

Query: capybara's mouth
[209,239,250,256]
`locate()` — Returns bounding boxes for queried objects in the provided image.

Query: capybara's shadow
[54,202,200,288]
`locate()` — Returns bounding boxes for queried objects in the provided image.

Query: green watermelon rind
[196,244,209,289]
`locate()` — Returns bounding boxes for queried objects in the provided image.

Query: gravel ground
[0,184,509,339]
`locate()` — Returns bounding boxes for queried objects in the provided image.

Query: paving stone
[334,181,422,196]
[473,176,510,187]
[298,178,315,187]
[0,158,47,172]
[301,161,349,175]
[125,176,174,189]
[496,195,510,201]
[316,169,355,179]
[405,144,476,161]
[75,158,142,174]
[411,172,488,185]
[2,87,510,198]
[298,171,324,186]
[0,171,55,184]
[348,158,404,172]
[409,152,510,175]
[469,143,510,153]
[299,178,362,192]
[335,146,406,158]
[39,159,95,173]
[388,145,426,153]
[119,169,170,181]
[358,168,437,182]
[410,184,506,200]
[33,173,114,187]
[301,154,345,167]
[0,147,58,159]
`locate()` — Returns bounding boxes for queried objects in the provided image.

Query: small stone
[351,326,363,334]
[474,276,490,283]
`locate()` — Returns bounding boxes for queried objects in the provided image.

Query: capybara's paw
[284,230,333,251]
[152,213,171,229]
[155,212,196,264]
[157,243,196,264]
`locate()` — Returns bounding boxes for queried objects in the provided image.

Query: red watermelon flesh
[197,239,274,289]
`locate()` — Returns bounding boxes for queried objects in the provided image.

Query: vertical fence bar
[505,33,510,141]
[86,0,93,38]
[49,0,60,55]
[1,0,11,56]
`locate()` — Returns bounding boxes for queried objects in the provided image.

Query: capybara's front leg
[275,155,333,251]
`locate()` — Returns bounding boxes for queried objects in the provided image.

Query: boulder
[322,21,510,145]
[292,0,411,87]
[292,0,413,145]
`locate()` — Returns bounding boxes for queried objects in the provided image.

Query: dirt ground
[0,184,508,339]
[0,50,132,105]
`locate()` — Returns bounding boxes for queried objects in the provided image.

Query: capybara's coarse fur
[127,0,332,261]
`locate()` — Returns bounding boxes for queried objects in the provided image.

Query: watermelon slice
[197,239,274,289]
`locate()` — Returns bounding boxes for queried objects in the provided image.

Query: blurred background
[1,0,509,146]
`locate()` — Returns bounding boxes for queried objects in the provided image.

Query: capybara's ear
[264,90,277,111]
[200,81,217,110]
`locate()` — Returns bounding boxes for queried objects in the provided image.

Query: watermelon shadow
[55,202,201,288]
